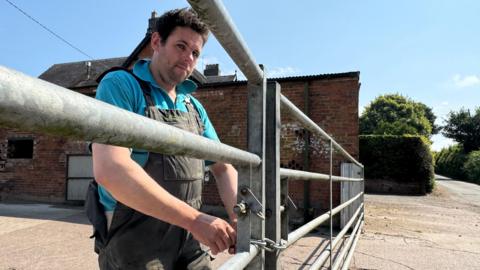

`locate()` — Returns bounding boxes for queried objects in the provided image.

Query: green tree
[360,94,437,137]
[463,150,480,183]
[442,107,480,153]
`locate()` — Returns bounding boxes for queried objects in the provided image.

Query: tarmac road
[435,175,480,208]
[351,176,480,270]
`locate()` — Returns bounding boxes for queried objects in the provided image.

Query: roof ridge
[50,57,128,67]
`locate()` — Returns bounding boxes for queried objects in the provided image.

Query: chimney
[204,64,220,76]
[147,11,158,34]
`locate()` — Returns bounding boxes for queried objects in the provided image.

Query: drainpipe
[303,81,312,222]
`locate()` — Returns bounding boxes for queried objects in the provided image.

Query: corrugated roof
[205,74,237,84]
[39,57,127,89]
[269,71,359,82]
[201,71,360,87]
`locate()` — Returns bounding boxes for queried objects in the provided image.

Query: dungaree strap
[96,66,156,109]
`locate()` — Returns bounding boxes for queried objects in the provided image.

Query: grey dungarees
[98,72,212,270]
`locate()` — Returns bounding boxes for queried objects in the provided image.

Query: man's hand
[228,219,237,254]
[188,213,236,255]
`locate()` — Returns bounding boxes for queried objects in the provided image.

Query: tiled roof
[39,57,127,89]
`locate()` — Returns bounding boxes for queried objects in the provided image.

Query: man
[91,8,238,269]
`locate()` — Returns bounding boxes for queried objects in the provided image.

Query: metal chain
[251,238,287,252]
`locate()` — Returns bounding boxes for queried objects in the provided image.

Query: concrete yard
[1,176,479,269]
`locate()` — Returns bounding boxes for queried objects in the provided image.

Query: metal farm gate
[0,1,364,269]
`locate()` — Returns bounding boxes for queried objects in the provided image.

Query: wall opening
[7,138,34,159]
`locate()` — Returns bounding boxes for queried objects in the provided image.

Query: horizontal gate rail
[332,217,364,270]
[280,95,363,168]
[217,244,260,270]
[310,205,364,269]
[280,168,363,182]
[287,192,363,247]
[187,0,264,84]
[341,220,364,270]
[0,66,260,167]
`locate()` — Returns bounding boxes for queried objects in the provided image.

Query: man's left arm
[210,162,238,224]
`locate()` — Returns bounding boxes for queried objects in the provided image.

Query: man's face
[152,27,203,87]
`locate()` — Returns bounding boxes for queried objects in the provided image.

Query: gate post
[237,75,266,269]
[265,81,281,269]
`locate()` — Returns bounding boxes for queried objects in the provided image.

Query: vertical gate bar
[245,77,267,269]
[265,81,281,270]
[303,82,311,223]
[280,177,289,242]
[340,164,347,228]
[280,85,289,247]
[329,139,333,269]
[362,167,365,223]
[237,165,252,252]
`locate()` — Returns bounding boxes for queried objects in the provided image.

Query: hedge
[360,135,435,194]
[463,150,480,184]
[435,145,467,180]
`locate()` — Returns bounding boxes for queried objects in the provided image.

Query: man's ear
[151,32,162,50]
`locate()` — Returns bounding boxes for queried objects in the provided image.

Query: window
[7,138,34,159]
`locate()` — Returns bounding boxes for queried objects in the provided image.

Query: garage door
[66,155,93,201]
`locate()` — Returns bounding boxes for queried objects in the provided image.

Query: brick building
[0,13,360,220]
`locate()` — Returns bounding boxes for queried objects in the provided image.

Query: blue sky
[1,0,479,151]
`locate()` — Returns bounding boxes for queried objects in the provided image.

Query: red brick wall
[194,77,359,214]
[0,128,88,202]
[0,75,359,213]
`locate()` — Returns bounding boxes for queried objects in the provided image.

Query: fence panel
[340,163,364,228]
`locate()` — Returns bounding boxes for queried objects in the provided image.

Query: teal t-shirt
[95,59,219,211]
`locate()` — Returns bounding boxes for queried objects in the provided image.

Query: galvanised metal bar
[280,177,289,241]
[340,220,364,270]
[332,218,364,270]
[217,244,260,270]
[310,207,364,270]
[286,192,363,247]
[265,81,281,270]
[242,79,267,269]
[280,169,363,182]
[329,140,333,269]
[0,66,260,166]
[280,95,363,168]
[302,82,311,223]
[187,0,264,84]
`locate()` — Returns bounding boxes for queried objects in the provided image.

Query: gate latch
[233,186,265,220]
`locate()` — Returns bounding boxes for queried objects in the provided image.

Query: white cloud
[266,66,301,78]
[452,74,480,88]
[441,101,449,106]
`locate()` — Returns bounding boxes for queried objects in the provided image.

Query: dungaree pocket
[84,181,108,253]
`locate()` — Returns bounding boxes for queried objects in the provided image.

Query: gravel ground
[1,177,478,269]
[351,179,480,270]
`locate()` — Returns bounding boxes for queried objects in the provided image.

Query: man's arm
[210,162,238,224]
[92,143,235,255]
[210,162,238,254]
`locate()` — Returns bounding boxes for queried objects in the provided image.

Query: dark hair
[155,8,209,44]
